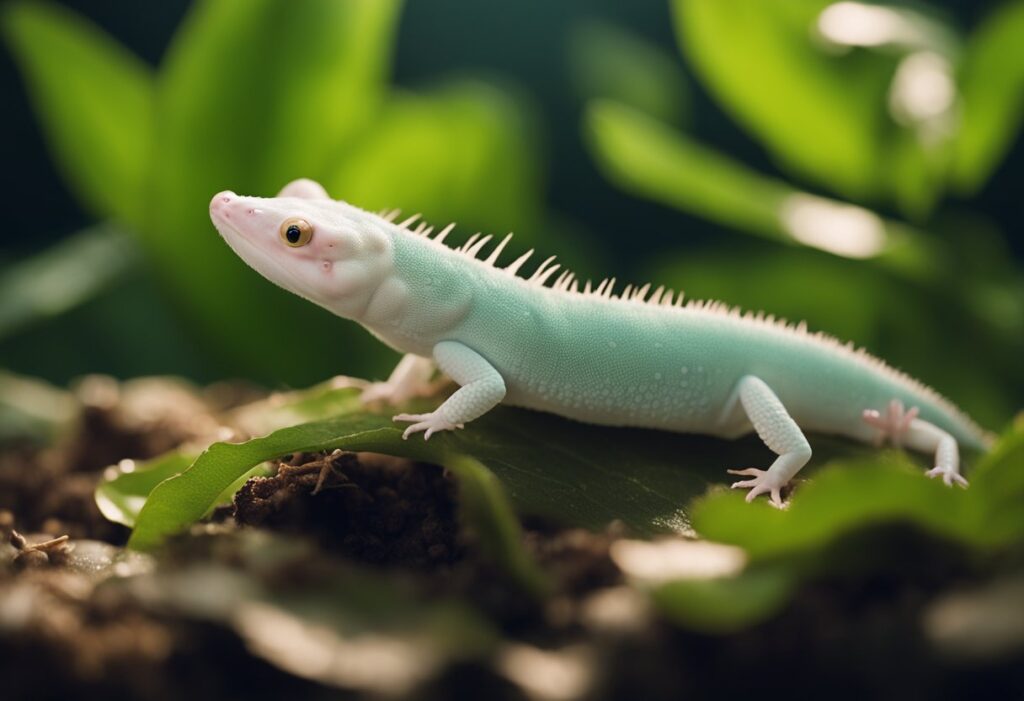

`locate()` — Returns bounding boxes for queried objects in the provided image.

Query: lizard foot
[393,411,463,440]
[727,468,788,508]
[925,466,969,489]
[862,399,919,448]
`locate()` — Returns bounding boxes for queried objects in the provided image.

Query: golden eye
[280,218,313,247]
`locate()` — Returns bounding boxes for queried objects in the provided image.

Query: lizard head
[209,179,393,319]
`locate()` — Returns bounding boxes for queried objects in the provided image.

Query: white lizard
[209,179,994,506]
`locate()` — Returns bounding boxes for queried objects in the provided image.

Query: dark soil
[233,451,462,568]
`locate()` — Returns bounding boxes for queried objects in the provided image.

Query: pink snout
[210,190,237,218]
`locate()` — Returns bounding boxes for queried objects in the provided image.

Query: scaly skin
[210,179,993,506]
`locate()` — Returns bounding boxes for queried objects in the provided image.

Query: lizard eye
[280,218,313,247]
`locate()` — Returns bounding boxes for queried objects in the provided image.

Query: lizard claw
[727,468,787,508]
[393,412,463,440]
[925,466,969,489]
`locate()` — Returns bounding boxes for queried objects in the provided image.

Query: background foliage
[2,0,1022,425]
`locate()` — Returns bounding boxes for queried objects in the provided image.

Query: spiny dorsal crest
[385,210,693,308]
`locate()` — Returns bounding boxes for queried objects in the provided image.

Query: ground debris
[1,376,255,544]
[233,450,462,568]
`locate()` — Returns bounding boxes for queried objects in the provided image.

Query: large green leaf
[139,0,402,383]
[123,403,733,552]
[1,1,154,229]
[120,383,896,584]
[155,0,400,200]
[324,81,543,238]
[953,1,1024,194]
[125,410,553,593]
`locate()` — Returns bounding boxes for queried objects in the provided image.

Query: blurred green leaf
[0,225,139,340]
[0,370,76,445]
[652,566,796,633]
[692,458,975,562]
[325,81,543,237]
[971,416,1024,544]
[953,0,1024,194]
[692,425,1024,564]
[586,99,789,236]
[661,424,1024,632]
[1,1,155,228]
[672,0,884,199]
[585,100,940,279]
[568,19,690,126]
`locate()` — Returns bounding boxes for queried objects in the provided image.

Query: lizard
[209,178,994,506]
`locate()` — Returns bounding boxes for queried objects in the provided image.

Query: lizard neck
[350,229,475,355]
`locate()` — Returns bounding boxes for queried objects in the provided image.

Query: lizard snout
[210,191,240,222]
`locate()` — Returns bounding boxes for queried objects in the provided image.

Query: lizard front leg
[394,341,506,440]
[360,353,443,406]
[726,375,813,507]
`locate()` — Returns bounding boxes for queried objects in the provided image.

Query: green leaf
[953,1,1024,193]
[568,19,690,126]
[155,0,400,198]
[672,0,884,199]
[0,225,138,340]
[125,402,560,594]
[970,417,1024,544]
[585,99,790,236]
[96,379,367,528]
[690,454,1014,563]
[96,451,197,528]
[324,81,543,238]
[585,101,940,279]
[1,1,154,229]
[140,0,402,383]
[651,567,796,634]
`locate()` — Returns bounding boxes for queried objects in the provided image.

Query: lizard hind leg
[862,400,967,488]
[726,375,813,507]
[360,353,443,406]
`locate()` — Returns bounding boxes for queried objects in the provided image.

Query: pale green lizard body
[210,179,993,506]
